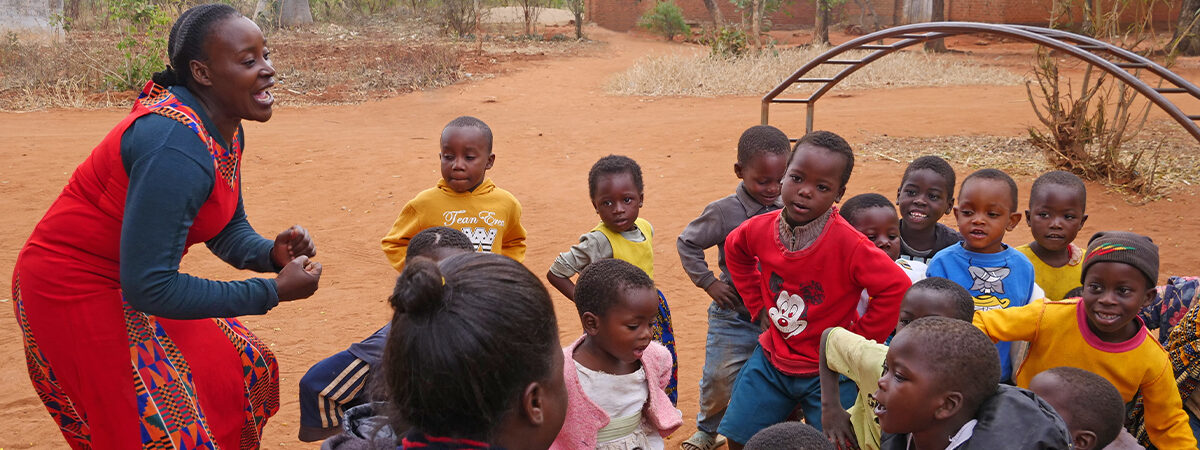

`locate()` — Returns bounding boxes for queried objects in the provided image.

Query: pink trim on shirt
[1075,300,1148,353]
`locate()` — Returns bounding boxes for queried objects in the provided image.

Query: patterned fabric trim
[214,318,280,449]
[125,303,218,450]
[136,82,241,190]
[13,276,93,449]
[651,289,678,405]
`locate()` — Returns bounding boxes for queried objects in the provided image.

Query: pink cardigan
[549,335,683,450]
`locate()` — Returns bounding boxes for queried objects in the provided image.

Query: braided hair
[151,3,240,87]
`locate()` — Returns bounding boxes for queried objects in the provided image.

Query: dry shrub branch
[606,46,1026,97]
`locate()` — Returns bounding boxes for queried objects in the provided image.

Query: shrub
[104,0,171,90]
[639,1,690,41]
[440,0,478,37]
[704,26,749,58]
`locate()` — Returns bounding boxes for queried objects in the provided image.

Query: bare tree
[923,0,946,52]
[516,0,544,36]
[280,0,313,27]
[566,0,584,38]
[1173,0,1200,55]
[814,0,831,45]
[701,0,725,27]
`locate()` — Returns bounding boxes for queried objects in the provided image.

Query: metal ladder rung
[1075,44,1106,50]
[892,33,936,39]
[1156,88,1188,94]
[825,59,864,65]
[770,98,810,104]
[1189,115,1200,120]
[859,44,895,50]
[795,78,837,83]
[1115,62,1147,69]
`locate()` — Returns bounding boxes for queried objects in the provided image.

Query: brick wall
[587,0,1181,32]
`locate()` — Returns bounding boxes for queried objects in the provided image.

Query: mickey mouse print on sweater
[765,272,826,338]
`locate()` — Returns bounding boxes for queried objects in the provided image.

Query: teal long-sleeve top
[118,86,280,319]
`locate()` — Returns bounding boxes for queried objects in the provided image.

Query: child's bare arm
[546,271,576,302]
[820,328,859,450]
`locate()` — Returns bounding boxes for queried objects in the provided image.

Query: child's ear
[1080,213,1089,228]
[835,185,846,203]
[734,162,744,179]
[521,381,547,425]
[1024,210,1032,227]
[1006,211,1022,231]
[1071,430,1098,450]
[485,152,495,170]
[1141,286,1157,309]
[933,391,964,420]
[581,312,600,335]
[945,200,954,216]
[638,192,645,208]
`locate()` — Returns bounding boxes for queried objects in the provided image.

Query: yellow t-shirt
[824,327,887,450]
[380,178,526,272]
[1016,243,1082,301]
[974,299,1196,449]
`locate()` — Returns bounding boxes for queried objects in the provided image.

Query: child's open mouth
[1094,311,1122,325]
[253,88,273,106]
[908,210,928,222]
[873,401,887,417]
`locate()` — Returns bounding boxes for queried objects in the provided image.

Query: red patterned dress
[13,82,279,449]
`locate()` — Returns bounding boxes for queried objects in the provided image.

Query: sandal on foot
[681,431,727,450]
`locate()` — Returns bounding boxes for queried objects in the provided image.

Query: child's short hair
[1030,170,1087,208]
[839,193,896,225]
[737,125,791,165]
[791,130,854,188]
[574,258,655,317]
[443,116,494,152]
[909,277,976,322]
[588,155,644,198]
[1039,367,1124,448]
[384,252,557,438]
[744,421,833,450]
[406,226,474,261]
[901,317,1000,411]
[962,168,1018,211]
[902,155,957,196]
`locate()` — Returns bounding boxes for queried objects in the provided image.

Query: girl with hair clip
[12,3,320,448]
[385,252,568,450]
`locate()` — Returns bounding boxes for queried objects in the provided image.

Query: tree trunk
[574,9,583,38]
[280,0,312,27]
[923,0,947,52]
[1081,0,1095,35]
[253,0,270,23]
[750,0,762,48]
[700,0,724,27]
[1174,0,1200,56]
[814,0,830,45]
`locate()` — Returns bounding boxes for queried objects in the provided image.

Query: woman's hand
[276,255,322,301]
[272,225,316,269]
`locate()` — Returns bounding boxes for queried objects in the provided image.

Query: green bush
[105,0,170,90]
[638,1,690,41]
[704,26,748,58]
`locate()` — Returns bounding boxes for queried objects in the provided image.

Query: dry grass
[0,32,129,110]
[607,45,1028,97]
[861,119,1200,199]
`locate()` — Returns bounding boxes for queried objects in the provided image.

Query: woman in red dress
[12,4,322,448]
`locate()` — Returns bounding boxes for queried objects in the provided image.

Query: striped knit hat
[1082,231,1158,285]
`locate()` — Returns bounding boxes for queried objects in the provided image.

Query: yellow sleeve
[972,299,1047,343]
[500,199,527,262]
[825,327,888,388]
[1142,358,1198,449]
[381,202,422,272]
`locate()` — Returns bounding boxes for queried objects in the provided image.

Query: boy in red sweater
[718,131,910,448]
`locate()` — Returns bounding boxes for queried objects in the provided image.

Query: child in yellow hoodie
[381,116,527,271]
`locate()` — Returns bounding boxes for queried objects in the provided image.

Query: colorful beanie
[1082,231,1158,285]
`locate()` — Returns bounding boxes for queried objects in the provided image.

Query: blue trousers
[717,345,858,445]
[696,302,763,434]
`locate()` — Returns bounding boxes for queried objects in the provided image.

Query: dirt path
[2,28,1199,449]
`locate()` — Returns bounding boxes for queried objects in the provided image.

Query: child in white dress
[552,259,682,449]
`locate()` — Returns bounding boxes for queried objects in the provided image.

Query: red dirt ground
[2,27,1199,449]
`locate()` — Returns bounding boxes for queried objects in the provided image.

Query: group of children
[299,115,1200,450]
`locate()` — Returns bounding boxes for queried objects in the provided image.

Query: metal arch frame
[760,21,1200,143]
